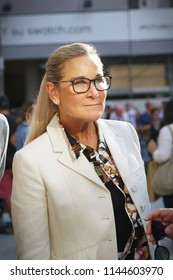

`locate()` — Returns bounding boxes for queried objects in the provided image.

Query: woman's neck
[62,120,99,150]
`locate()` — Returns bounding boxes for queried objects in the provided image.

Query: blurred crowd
[102,100,165,169]
[103,98,173,209]
[0,95,34,234]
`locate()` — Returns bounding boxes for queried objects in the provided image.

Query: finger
[145,209,169,221]
[165,225,173,239]
[146,221,152,235]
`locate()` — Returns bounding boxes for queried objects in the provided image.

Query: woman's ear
[46,82,60,105]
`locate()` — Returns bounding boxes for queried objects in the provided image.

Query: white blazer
[0,113,9,181]
[11,114,154,260]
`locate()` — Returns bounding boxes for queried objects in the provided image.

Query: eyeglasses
[57,75,112,94]
[151,220,170,260]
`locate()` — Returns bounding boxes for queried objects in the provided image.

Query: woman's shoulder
[0,114,9,140]
[0,113,8,127]
[16,132,49,155]
[99,118,135,132]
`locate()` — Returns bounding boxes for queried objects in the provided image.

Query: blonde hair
[25,42,101,145]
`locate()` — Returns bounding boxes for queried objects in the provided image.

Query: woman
[11,42,154,260]
[0,113,9,181]
[0,113,10,232]
[148,98,173,208]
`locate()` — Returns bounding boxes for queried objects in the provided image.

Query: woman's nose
[87,81,99,97]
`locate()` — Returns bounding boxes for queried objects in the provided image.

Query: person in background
[0,113,9,181]
[145,208,173,241]
[0,95,17,225]
[137,101,156,173]
[102,104,112,119]
[146,107,162,161]
[149,107,162,143]
[123,102,138,128]
[138,101,155,127]
[158,100,167,121]
[148,98,173,208]
[11,42,154,260]
[109,105,126,121]
[16,100,34,150]
[0,111,10,233]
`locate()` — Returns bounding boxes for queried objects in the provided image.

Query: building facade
[0,0,173,109]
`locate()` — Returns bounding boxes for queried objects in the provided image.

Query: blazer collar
[46,114,106,189]
[46,114,68,152]
[46,115,128,188]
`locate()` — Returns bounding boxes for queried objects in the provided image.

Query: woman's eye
[96,77,104,83]
[74,79,86,85]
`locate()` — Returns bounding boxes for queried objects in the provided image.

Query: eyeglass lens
[72,76,111,93]
[151,220,170,260]
[155,245,170,260]
[151,220,166,241]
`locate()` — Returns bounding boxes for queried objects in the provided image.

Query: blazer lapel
[47,115,106,189]
[58,151,106,188]
[47,115,129,188]
[99,120,129,183]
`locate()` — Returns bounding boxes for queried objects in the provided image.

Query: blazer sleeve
[152,125,172,163]
[11,150,50,260]
[0,114,9,181]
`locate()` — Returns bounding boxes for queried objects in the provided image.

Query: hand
[145,208,173,242]
[147,139,157,153]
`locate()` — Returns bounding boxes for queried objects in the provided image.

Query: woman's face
[48,54,107,127]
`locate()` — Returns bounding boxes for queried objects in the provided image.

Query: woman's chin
[87,111,103,121]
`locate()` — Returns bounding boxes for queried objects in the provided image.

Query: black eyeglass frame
[54,75,112,94]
